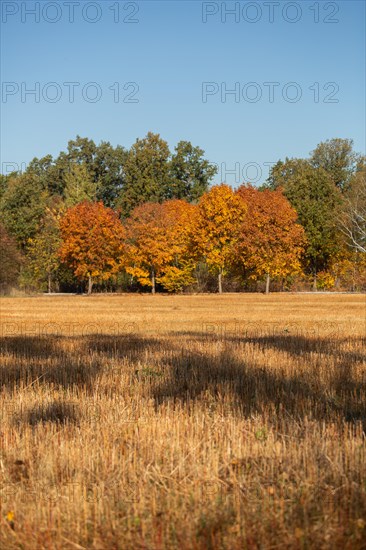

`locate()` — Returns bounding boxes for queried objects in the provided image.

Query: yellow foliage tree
[189,184,247,293]
[124,200,196,293]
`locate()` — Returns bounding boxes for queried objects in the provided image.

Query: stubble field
[0,293,365,549]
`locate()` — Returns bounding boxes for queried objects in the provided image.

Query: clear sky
[1,0,365,186]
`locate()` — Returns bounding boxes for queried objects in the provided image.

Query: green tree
[26,199,63,293]
[0,173,14,200]
[26,153,68,197]
[66,135,97,168]
[310,138,361,192]
[66,136,129,207]
[25,137,127,205]
[0,222,22,292]
[27,155,54,188]
[93,141,127,207]
[168,141,218,202]
[0,172,50,249]
[266,159,342,288]
[117,132,170,216]
[64,164,98,207]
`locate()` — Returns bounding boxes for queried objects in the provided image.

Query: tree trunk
[265,273,270,295]
[335,276,340,290]
[48,272,52,294]
[151,268,156,295]
[87,275,93,295]
[218,269,223,294]
[313,271,317,292]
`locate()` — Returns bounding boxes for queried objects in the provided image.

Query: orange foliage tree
[59,201,125,294]
[236,185,306,293]
[124,200,196,293]
[189,184,247,293]
[157,200,197,292]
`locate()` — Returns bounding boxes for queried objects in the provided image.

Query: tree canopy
[1,134,364,294]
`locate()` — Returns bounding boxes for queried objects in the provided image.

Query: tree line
[0,134,365,294]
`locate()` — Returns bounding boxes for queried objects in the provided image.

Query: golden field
[0,293,365,549]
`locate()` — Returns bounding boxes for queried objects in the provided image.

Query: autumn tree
[59,201,125,294]
[156,200,197,292]
[124,200,196,293]
[125,202,171,293]
[189,184,247,293]
[236,185,306,294]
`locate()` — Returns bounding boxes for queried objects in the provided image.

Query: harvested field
[0,294,365,549]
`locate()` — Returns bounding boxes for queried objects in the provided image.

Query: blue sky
[1,0,365,186]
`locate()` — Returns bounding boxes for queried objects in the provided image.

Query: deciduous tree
[64,164,98,207]
[157,199,197,292]
[340,166,366,253]
[0,172,50,249]
[310,138,362,192]
[118,133,170,216]
[189,184,247,293]
[236,185,306,294]
[168,141,218,202]
[0,222,22,292]
[26,198,63,293]
[266,159,342,288]
[124,202,174,293]
[59,201,125,294]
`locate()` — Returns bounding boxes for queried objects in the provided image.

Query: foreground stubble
[0,294,365,549]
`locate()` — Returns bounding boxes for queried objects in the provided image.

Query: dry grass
[0,293,365,549]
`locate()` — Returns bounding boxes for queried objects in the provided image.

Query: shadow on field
[25,401,79,426]
[1,331,365,429]
[248,333,366,365]
[0,333,166,392]
[176,330,366,365]
[0,335,102,391]
[151,332,366,428]
[83,333,164,361]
